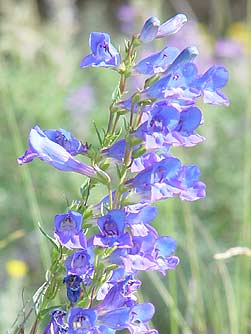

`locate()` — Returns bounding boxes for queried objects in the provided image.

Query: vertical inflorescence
[17,14,229,334]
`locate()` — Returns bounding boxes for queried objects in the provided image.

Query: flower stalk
[15,13,229,334]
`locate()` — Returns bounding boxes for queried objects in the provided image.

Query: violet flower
[127,154,206,202]
[139,14,187,43]
[63,275,83,303]
[17,125,96,178]
[134,46,180,75]
[139,17,160,43]
[68,307,117,334]
[54,210,86,249]
[191,65,230,105]
[97,277,141,312]
[102,139,127,161]
[99,302,156,333]
[80,32,120,68]
[122,234,179,275]
[43,128,87,156]
[44,309,68,334]
[93,210,133,248]
[65,248,94,281]
[125,203,158,237]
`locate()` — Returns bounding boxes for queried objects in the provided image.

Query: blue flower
[134,46,180,75]
[147,62,198,100]
[128,303,157,333]
[122,233,179,275]
[68,307,115,334]
[97,277,141,312]
[147,63,229,105]
[80,32,120,68]
[146,101,180,134]
[98,307,131,330]
[125,203,158,237]
[102,139,127,161]
[156,14,187,38]
[17,125,96,177]
[161,106,205,147]
[139,17,160,43]
[65,249,94,281]
[93,210,133,248]
[166,46,199,74]
[127,153,206,202]
[131,152,164,173]
[68,307,97,334]
[44,309,68,334]
[139,14,187,43]
[54,210,86,249]
[99,302,157,333]
[127,157,181,193]
[63,275,83,303]
[191,65,230,105]
[174,165,206,201]
[175,107,202,134]
[44,128,87,156]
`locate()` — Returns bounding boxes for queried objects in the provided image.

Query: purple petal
[176,107,202,134]
[17,148,38,164]
[134,46,180,75]
[154,236,177,258]
[130,303,155,323]
[27,126,96,177]
[156,14,187,38]
[139,17,160,43]
[99,307,130,330]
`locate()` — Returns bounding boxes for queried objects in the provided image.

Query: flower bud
[157,13,187,38]
[167,46,199,73]
[139,16,160,43]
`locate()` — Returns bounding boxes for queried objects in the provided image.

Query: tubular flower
[139,14,187,43]
[17,125,96,177]
[65,248,94,283]
[54,210,86,249]
[93,210,133,248]
[68,307,115,334]
[80,32,121,68]
[63,275,83,303]
[44,309,68,334]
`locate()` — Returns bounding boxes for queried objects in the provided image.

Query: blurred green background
[0,0,250,333]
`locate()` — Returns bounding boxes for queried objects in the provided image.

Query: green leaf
[32,281,48,315]
[126,134,143,146]
[112,84,122,101]
[37,221,59,250]
[116,163,122,179]
[131,92,141,104]
[144,74,160,88]
[93,121,103,146]
[80,180,91,200]
[132,145,146,159]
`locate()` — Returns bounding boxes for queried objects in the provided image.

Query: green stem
[105,35,139,140]
[133,103,145,130]
[111,113,120,135]
[106,108,114,135]
[123,142,132,167]
[119,73,126,93]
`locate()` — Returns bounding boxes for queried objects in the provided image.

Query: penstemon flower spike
[15,13,229,334]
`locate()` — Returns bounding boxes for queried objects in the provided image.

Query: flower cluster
[17,13,228,334]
